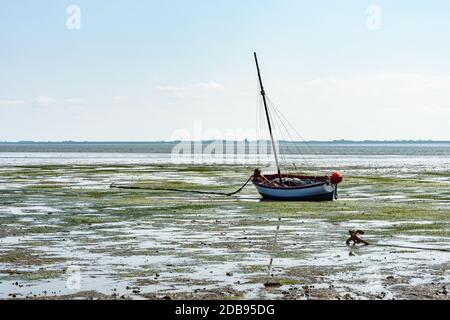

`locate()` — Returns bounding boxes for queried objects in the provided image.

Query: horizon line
[1,139,450,144]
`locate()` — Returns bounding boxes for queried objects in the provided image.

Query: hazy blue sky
[1,1,449,141]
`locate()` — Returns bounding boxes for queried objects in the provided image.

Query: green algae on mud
[0,248,66,267]
[0,162,449,300]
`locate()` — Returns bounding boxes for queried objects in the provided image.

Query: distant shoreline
[1,140,449,156]
[1,140,449,144]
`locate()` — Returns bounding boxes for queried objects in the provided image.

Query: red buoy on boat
[330,172,343,184]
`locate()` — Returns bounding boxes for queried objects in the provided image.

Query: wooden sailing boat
[251,52,343,201]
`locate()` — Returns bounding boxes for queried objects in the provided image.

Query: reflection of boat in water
[251,53,343,201]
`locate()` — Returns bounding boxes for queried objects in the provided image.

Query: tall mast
[253,52,282,184]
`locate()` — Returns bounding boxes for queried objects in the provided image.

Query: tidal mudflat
[0,154,449,300]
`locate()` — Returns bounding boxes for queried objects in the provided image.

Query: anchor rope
[350,243,450,253]
[267,217,282,276]
[344,229,450,252]
[109,175,253,197]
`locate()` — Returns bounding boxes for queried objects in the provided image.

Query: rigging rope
[265,96,315,174]
[109,175,253,197]
[266,100,288,167]
[267,97,306,171]
[263,95,317,171]
[266,95,320,157]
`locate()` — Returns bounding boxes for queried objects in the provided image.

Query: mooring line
[267,217,282,276]
[345,230,450,252]
[109,175,253,197]
[340,243,450,252]
[371,243,450,252]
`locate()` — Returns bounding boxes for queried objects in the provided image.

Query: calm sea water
[1,142,450,154]
[0,142,449,169]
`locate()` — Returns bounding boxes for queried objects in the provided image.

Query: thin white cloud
[0,96,88,108]
[0,99,27,107]
[112,96,129,102]
[0,96,56,108]
[155,81,225,98]
[191,82,225,91]
[293,71,450,112]
[31,96,56,107]
[65,98,85,104]
[305,72,450,91]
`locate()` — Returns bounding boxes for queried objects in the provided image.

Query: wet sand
[0,158,449,300]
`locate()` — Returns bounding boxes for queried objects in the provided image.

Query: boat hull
[251,174,336,201]
[253,182,334,201]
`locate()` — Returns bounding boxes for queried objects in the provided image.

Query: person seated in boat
[253,168,282,187]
